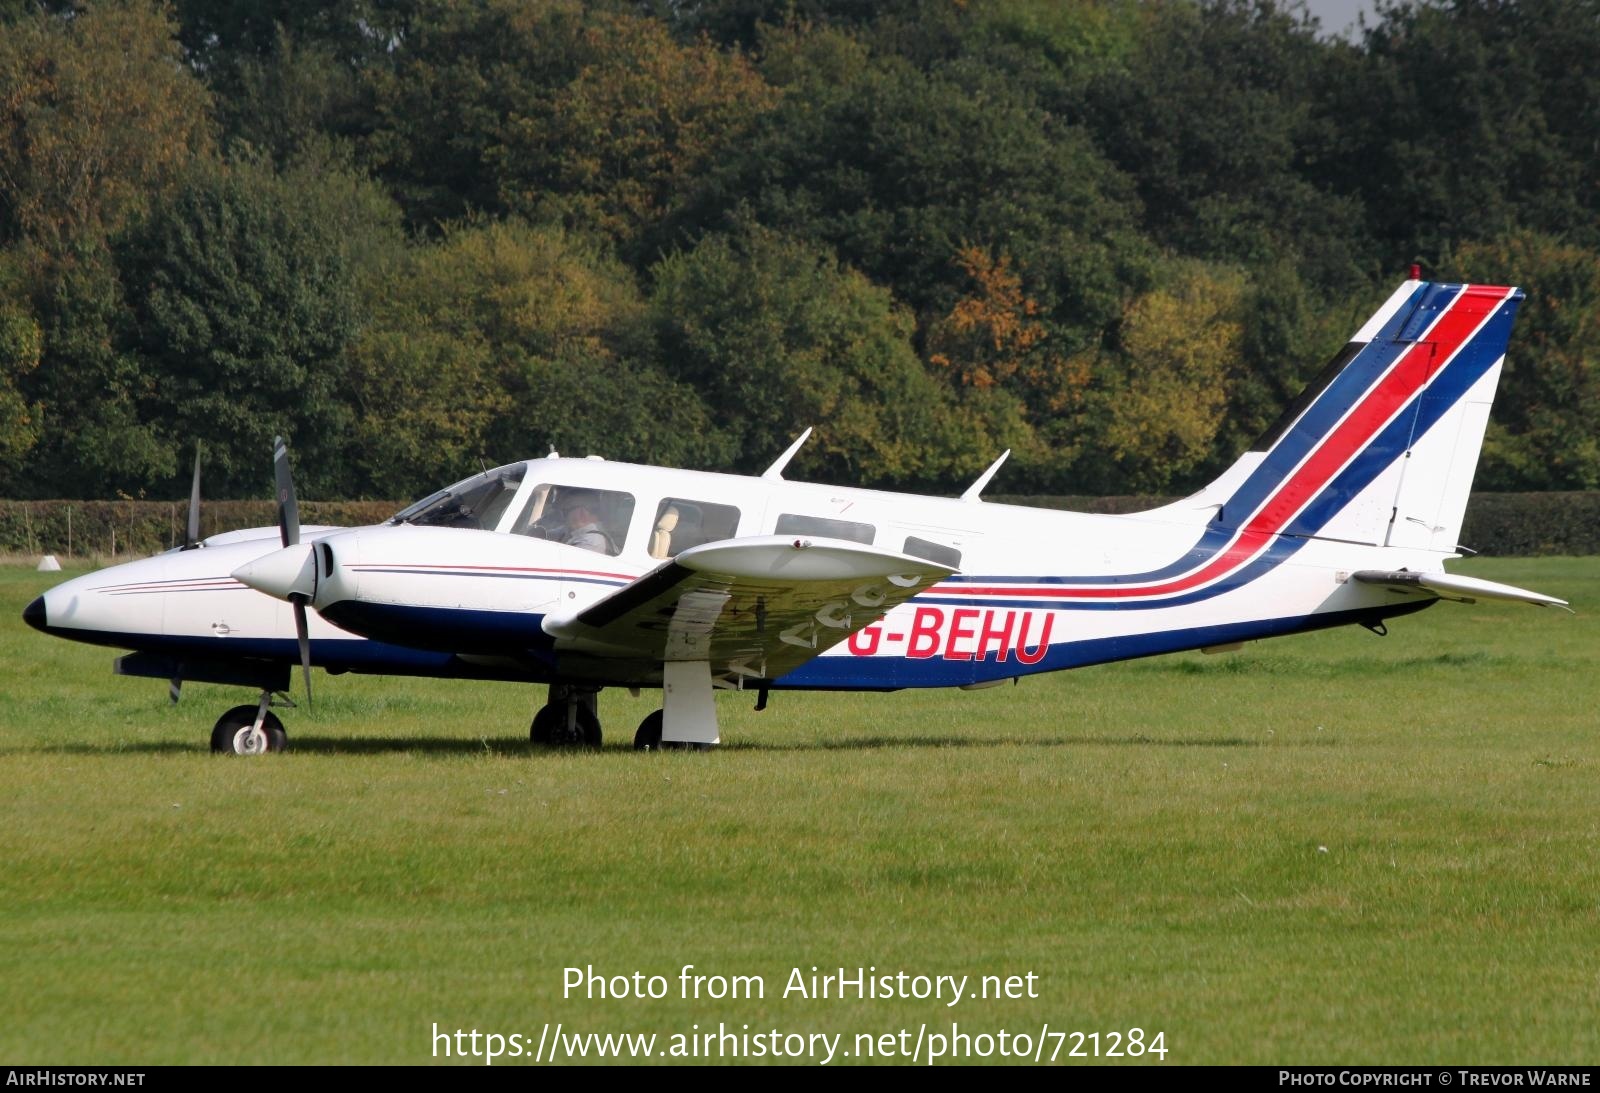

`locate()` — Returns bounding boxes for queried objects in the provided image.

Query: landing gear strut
[210,691,289,754]
[531,683,601,748]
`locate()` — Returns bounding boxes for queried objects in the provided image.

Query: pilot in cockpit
[557,492,614,554]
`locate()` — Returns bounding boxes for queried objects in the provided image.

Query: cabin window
[649,499,741,559]
[512,484,635,556]
[774,514,875,545]
[903,536,962,569]
[390,467,525,532]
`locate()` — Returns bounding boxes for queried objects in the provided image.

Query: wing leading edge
[543,535,956,682]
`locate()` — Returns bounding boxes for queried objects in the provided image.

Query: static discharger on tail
[24,276,1568,754]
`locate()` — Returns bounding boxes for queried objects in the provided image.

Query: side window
[774,514,875,545]
[650,499,742,559]
[903,536,961,568]
[513,484,635,556]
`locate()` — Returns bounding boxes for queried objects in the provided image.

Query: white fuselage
[32,455,1436,691]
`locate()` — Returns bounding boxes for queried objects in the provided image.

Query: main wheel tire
[530,702,601,748]
[633,709,664,751]
[634,711,711,751]
[210,704,288,754]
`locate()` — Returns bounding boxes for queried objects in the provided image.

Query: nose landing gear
[210,691,290,754]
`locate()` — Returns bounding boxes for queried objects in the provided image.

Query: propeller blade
[169,675,182,705]
[273,436,300,548]
[185,441,202,547]
[292,597,313,710]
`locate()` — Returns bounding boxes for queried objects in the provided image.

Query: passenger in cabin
[557,492,614,554]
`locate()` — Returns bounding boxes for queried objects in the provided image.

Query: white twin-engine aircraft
[25,277,1567,754]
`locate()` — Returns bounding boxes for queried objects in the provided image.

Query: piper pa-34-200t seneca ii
[25,276,1568,754]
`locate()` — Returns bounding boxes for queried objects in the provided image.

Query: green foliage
[1205,261,1383,475]
[1443,232,1600,491]
[1459,492,1600,557]
[970,0,1142,71]
[214,28,370,165]
[650,225,960,485]
[3,0,1600,500]
[664,0,923,49]
[364,1,773,250]
[1085,0,1372,291]
[170,0,409,68]
[361,0,585,229]
[673,41,1148,340]
[113,154,385,498]
[1327,0,1600,265]
[924,245,1093,484]
[347,218,720,497]
[1080,260,1246,492]
[0,326,40,476]
[0,0,214,248]
[19,239,175,498]
[0,253,41,478]
[494,11,776,251]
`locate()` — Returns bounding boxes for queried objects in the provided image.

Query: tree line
[1,0,1596,502]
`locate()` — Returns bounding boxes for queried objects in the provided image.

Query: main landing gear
[210,690,291,754]
[630,709,710,751]
[633,709,663,750]
[530,683,602,748]
[530,667,724,752]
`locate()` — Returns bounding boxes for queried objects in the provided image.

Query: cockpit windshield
[389,465,526,532]
[387,465,635,554]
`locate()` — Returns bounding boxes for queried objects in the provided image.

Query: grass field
[1,558,1595,1065]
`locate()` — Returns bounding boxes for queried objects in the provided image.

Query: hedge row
[2,493,1598,559]
[0,500,401,559]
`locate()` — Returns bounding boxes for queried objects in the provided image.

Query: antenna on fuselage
[761,428,813,480]
[960,449,1011,503]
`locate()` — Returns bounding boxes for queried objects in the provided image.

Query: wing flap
[1352,569,1570,609]
[545,535,955,677]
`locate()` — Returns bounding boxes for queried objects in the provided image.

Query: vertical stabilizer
[1167,280,1522,557]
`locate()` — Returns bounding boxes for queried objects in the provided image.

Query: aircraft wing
[1352,570,1570,610]
[542,535,955,680]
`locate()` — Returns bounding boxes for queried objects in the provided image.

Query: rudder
[1313,282,1521,553]
[1156,279,1524,559]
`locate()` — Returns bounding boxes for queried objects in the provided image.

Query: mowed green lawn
[1,558,1595,1065]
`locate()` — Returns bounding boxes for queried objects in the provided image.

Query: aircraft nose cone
[22,595,46,631]
[232,543,317,602]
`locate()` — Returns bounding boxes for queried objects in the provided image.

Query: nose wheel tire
[210,704,288,754]
[531,702,601,748]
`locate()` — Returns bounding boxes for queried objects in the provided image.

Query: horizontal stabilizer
[1352,570,1570,609]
